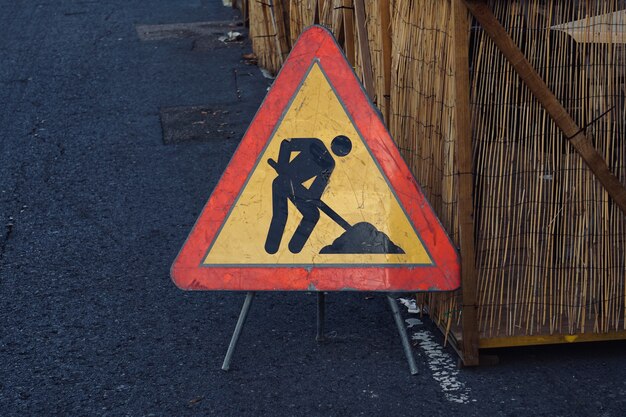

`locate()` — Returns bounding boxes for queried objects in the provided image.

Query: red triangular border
[171,26,460,292]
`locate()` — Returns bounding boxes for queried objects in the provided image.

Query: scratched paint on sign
[171,25,460,291]
[203,62,432,266]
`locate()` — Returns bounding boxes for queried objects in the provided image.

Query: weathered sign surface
[171,26,460,291]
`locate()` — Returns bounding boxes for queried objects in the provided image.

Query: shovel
[268,158,351,230]
[312,199,351,231]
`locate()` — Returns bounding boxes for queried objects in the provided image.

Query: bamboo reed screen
[245,0,626,343]
[469,0,626,338]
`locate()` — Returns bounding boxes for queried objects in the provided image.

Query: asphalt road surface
[2,1,626,416]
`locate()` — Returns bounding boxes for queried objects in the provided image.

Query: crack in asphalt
[0,215,15,267]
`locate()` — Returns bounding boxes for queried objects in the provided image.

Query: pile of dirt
[320,222,405,254]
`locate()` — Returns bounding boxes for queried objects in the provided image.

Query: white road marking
[412,330,473,404]
[405,318,423,328]
[398,297,420,314]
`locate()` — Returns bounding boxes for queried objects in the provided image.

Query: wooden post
[271,0,290,62]
[379,0,392,124]
[353,0,376,101]
[463,0,626,217]
[241,0,249,27]
[317,0,325,24]
[453,0,479,367]
[342,0,356,68]
[313,0,320,24]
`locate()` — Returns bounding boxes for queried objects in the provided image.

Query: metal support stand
[316,292,325,342]
[222,292,255,371]
[221,292,417,375]
[387,295,418,375]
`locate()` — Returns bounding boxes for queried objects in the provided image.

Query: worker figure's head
[331,135,352,157]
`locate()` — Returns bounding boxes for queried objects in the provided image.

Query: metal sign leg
[387,295,418,375]
[316,292,326,342]
[222,292,255,371]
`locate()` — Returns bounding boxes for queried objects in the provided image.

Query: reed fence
[239,0,626,361]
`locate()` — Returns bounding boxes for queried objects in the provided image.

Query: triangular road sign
[171,26,460,292]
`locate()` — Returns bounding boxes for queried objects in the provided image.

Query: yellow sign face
[203,62,432,266]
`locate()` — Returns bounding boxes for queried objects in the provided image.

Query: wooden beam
[271,0,290,62]
[313,0,320,24]
[379,0,392,124]
[341,0,356,68]
[444,323,626,350]
[353,0,376,101]
[463,0,626,217]
[479,330,626,349]
[331,1,343,40]
[318,0,326,13]
[453,0,479,367]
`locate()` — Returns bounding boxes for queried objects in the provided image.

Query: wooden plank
[313,0,320,24]
[447,323,626,349]
[317,0,326,24]
[463,0,626,217]
[241,0,248,27]
[271,0,290,61]
[453,0,479,367]
[342,0,356,67]
[479,331,626,349]
[282,0,291,45]
[353,0,375,100]
[379,0,392,124]
[331,0,343,40]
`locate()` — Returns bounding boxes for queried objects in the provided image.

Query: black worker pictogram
[264,135,404,255]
